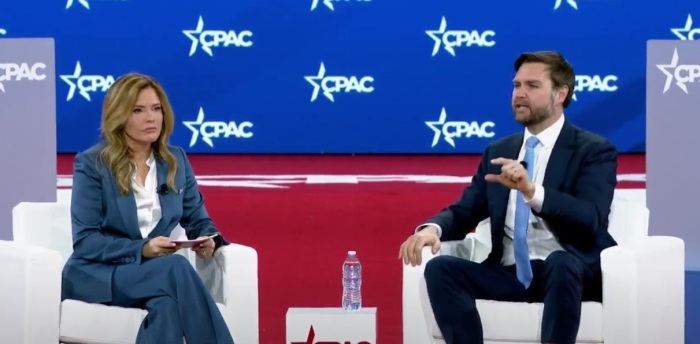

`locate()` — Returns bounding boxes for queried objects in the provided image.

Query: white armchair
[0,201,260,344]
[402,198,685,344]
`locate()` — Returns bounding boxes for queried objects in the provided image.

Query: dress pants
[424,251,602,344]
[110,254,235,344]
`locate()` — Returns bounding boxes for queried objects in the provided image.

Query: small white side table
[286,307,377,344]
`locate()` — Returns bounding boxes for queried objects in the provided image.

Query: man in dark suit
[398,51,618,344]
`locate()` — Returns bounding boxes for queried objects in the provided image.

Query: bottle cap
[348,251,356,255]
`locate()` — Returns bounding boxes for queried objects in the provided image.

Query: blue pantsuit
[111,255,233,344]
[61,141,235,343]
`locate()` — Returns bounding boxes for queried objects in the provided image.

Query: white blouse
[130,154,162,239]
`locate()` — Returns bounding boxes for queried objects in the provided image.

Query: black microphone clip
[519,161,528,170]
[157,184,168,195]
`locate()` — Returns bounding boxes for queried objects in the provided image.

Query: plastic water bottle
[342,250,362,311]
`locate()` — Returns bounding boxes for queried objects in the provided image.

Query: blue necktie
[513,136,539,289]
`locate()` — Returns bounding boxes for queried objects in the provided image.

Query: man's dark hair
[514,51,576,108]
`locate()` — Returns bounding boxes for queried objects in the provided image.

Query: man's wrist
[419,225,439,236]
[522,182,536,200]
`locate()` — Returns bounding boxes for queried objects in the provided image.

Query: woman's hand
[192,237,216,259]
[142,236,181,258]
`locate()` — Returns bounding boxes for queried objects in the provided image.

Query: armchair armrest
[600,236,684,344]
[402,240,462,344]
[195,243,259,344]
[401,228,492,344]
[0,240,63,344]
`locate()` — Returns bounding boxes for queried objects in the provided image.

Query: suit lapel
[150,157,174,237]
[542,121,575,190]
[114,181,142,239]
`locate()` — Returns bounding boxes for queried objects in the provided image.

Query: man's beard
[514,103,552,126]
[512,93,555,127]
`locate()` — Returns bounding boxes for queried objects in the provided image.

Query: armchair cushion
[58,299,227,344]
[416,245,604,343]
[474,301,602,342]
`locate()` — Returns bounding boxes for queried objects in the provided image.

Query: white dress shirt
[131,154,162,239]
[500,115,565,265]
[418,115,567,265]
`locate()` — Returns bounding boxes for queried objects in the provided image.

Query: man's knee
[424,255,454,284]
[543,251,584,284]
[424,255,475,290]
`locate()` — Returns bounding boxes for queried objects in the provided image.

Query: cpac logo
[305,62,374,102]
[0,62,47,93]
[426,17,495,57]
[291,325,370,344]
[183,107,253,148]
[554,0,577,10]
[60,61,115,101]
[425,107,495,148]
[310,0,371,11]
[656,48,700,94]
[671,14,700,40]
[571,75,617,101]
[183,16,253,57]
[65,0,89,9]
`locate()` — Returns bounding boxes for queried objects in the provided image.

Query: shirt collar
[523,114,565,149]
[132,152,157,177]
[146,152,156,167]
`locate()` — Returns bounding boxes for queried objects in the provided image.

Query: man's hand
[192,237,216,259]
[484,158,535,199]
[399,225,441,266]
[142,236,181,258]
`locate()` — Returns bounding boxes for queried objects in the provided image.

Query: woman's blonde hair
[98,73,178,195]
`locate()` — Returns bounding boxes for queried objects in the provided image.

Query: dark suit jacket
[61,142,228,304]
[425,119,618,268]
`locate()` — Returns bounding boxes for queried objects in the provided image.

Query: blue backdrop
[1,0,697,153]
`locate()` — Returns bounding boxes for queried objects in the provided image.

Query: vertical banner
[0,38,57,240]
[646,39,700,270]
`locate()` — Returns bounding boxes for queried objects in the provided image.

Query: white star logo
[425,107,453,147]
[554,0,577,10]
[60,61,88,101]
[310,0,334,11]
[183,107,213,147]
[183,16,210,57]
[671,14,696,40]
[425,17,453,56]
[305,62,333,102]
[656,48,687,94]
[0,28,6,35]
[65,0,90,9]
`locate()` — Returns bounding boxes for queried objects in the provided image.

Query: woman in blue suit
[61,73,235,344]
